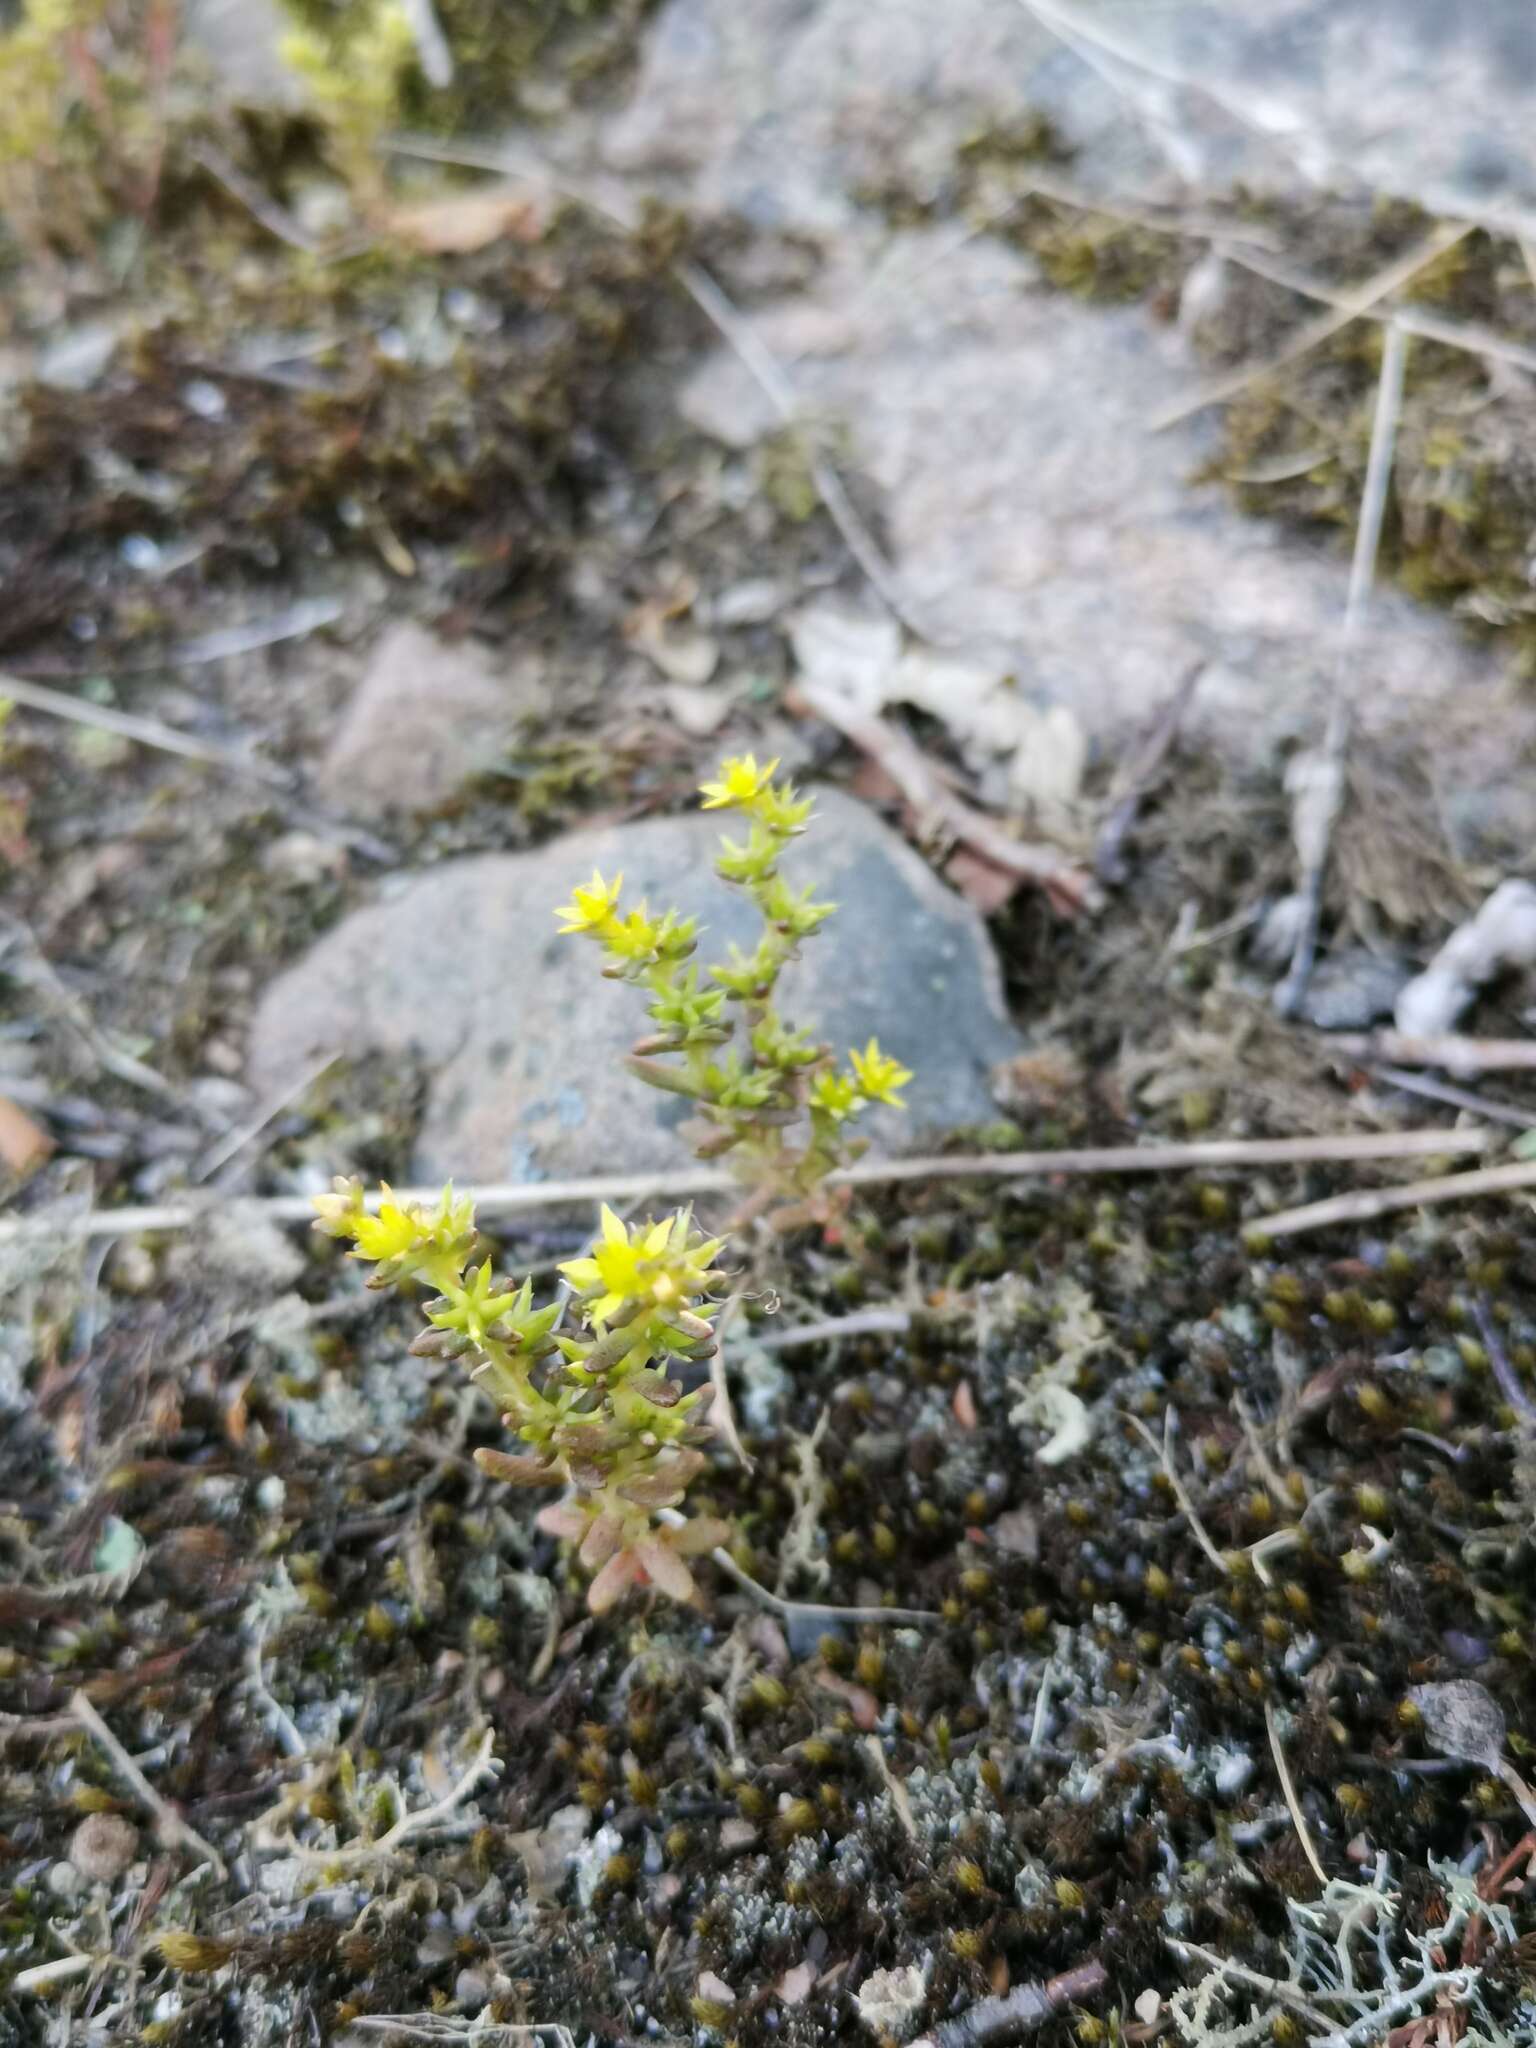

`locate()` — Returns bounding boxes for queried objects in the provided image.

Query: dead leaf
[952,1380,978,1430]
[387,184,547,254]
[815,1669,879,1731]
[791,600,1088,811]
[847,754,904,808]
[745,1614,791,1669]
[796,666,1099,915]
[991,1045,1086,1117]
[946,846,1020,915]
[0,1094,53,1179]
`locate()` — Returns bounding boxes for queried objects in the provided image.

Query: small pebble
[69,1811,139,1882]
[1443,1631,1490,1667]
[109,1243,157,1296]
[455,1968,492,2009]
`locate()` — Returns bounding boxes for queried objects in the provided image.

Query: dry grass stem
[1366,1063,1531,1131]
[1219,240,1536,375]
[1127,1410,1232,1576]
[0,1127,1500,1246]
[69,1689,227,1878]
[655,1508,939,1626]
[706,1290,754,1473]
[1275,318,1408,1017]
[1265,1699,1329,1888]
[1324,1032,1536,1072]
[1251,1158,1536,1241]
[796,682,1101,915]
[0,671,292,787]
[1150,220,1470,429]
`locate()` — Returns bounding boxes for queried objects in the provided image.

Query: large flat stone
[1060,0,1536,239]
[601,0,1156,230]
[677,232,1536,824]
[604,0,1536,237]
[247,791,1024,1180]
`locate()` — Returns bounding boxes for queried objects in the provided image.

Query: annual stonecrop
[313,1181,730,1612]
[557,756,913,1217]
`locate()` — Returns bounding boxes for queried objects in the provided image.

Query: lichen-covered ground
[3,9,1536,2045]
[6,1166,1536,2044]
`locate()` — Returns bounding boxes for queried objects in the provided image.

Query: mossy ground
[2,31,1536,2047]
[5,1162,1536,2040]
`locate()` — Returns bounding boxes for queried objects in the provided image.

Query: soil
[2,13,1536,2048]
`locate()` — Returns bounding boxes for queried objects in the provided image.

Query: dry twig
[1265,1699,1328,1888]
[262,1727,499,1868]
[1126,1411,1231,1576]
[1250,1158,1536,1242]
[14,1949,131,1996]
[0,1127,1499,1245]
[1150,221,1470,430]
[1324,1031,1536,1073]
[1,671,292,786]
[1274,319,1409,1018]
[69,1689,227,1878]
[753,1306,912,1350]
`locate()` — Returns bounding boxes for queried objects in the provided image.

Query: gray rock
[602,0,1154,230]
[247,791,1022,1180]
[1297,950,1409,1032]
[1060,0,1536,240]
[606,0,1536,238]
[315,623,551,819]
[679,233,1530,782]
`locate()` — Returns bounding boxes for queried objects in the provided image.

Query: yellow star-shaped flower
[560,1204,666,1321]
[850,1038,913,1109]
[699,755,779,811]
[555,870,623,936]
[560,1206,724,1324]
[349,1184,426,1262]
[810,1071,860,1123]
